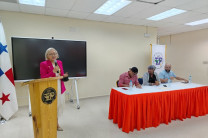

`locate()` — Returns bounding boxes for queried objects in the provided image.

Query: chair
[116,80,119,87]
[138,78,143,85]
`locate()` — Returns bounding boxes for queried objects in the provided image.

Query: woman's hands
[53,66,60,73]
[63,72,68,78]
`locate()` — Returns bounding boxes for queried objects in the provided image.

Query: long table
[108,82,208,133]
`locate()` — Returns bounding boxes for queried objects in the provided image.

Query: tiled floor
[1,96,208,138]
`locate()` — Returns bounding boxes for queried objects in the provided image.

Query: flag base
[0,117,6,124]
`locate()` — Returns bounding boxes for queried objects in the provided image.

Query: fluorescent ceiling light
[19,0,45,6]
[147,8,186,21]
[185,18,208,26]
[94,0,132,15]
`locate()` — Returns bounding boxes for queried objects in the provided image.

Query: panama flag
[0,20,18,120]
[151,44,166,74]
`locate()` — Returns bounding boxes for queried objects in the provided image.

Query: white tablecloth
[113,82,205,95]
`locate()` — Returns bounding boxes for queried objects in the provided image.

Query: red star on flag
[0,93,10,105]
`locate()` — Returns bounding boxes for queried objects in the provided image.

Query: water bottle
[168,79,171,87]
[189,75,192,83]
[129,80,133,90]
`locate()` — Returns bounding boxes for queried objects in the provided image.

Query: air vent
[136,0,165,5]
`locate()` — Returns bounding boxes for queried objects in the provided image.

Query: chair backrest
[138,78,143,85]
[116,80,119,87]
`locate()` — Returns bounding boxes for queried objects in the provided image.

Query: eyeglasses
[48,53,57,56]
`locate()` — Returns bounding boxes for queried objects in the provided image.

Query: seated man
[118,67,142,88]
[143,65,160,86]
[159,63,188,83]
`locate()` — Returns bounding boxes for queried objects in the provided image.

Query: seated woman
[143,65,160,86]
[40,47,68,131]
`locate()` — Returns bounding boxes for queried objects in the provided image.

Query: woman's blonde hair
[45,47,59,60]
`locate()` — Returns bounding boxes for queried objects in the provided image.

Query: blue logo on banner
[153,52,163,69]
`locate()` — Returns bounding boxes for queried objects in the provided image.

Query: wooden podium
[22,76,63,138]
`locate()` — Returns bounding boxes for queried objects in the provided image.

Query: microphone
[54,60,59,73]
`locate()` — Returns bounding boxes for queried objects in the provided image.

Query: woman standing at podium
[40,47,68,131]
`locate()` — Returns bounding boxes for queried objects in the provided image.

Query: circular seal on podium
[41,87,56,104]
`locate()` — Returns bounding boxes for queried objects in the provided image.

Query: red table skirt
[108,86,208,133]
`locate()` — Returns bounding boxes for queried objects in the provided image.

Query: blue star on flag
[0,42,8,55]
[0,68,4,77]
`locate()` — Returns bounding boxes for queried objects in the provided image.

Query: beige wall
[159,29,208,85]
[0,11,157,106]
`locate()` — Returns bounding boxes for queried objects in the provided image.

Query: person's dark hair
[130,67,138,74]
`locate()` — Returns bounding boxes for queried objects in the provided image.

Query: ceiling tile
[113,2,152,17]
[0,0,17,3]
[45,8,68,17]
[67,10,90,19]
[0,1,19,12]
[177,0,208,11]
[19,4,45,14]
[85,13,108,21]
[118,17,136,25]
[46,0,76,10]
[130,5,172,19]
[0,0,207,36]
[194,5,208,14]
[71,0,106,13]
[157,0,193,7]
[131,18,154,26]
[162,11,208,24]
[197,21,208,27]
